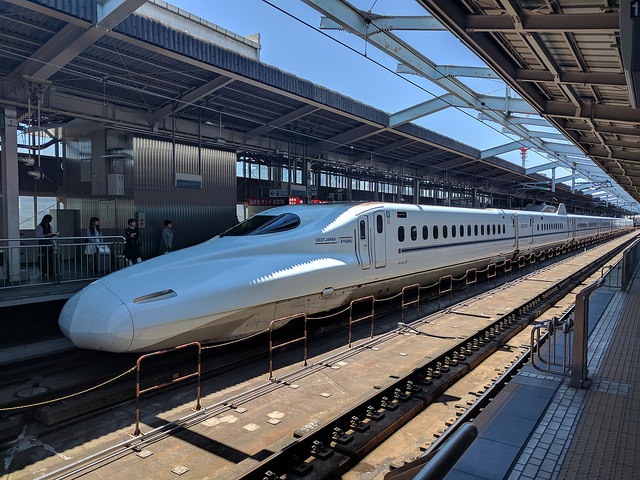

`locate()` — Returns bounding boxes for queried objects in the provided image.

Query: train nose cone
[59,282,134,352]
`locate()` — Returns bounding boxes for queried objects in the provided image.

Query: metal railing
[0,236,126,289]
[268,314,308,381]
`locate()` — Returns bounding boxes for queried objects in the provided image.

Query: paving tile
[451,438,520,480]
[479,413,538,447]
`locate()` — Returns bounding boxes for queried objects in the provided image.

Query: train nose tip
[59,282,134,352]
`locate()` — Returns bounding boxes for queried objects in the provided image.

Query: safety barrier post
[487,263,496,287]
[465,268,477,296]
[556,246,561,256]
[268,313,308,381]
[133,342,202,436]
[438,275,453,309]
[401,284,421,322]
[348,296,375,347]
[548,248,553,259]
[571,282,601,388]
[529,254,536,269]
[518,256,525,269]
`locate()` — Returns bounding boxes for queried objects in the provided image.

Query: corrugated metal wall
[133,137,237,258]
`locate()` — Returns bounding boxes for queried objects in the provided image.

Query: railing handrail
[0,235,125,244]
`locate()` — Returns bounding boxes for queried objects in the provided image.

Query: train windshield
[220,213,301,236]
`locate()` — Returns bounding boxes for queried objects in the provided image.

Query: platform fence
[268,314,308,381]
[0,236,126,289]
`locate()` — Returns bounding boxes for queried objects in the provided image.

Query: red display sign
[247,197,303,206]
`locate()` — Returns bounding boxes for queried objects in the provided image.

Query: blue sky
[168,1,577,174]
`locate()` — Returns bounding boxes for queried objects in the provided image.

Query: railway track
[1,232,633,480]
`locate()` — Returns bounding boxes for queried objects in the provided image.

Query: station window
[398,226,405,242]
[451,225,456,238]
[411,226,417,241]
[433,225,439,239]
[443,225,448,239]
[422,225,428,240]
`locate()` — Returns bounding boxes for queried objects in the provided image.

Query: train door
[513,214,519,250]
[357,215,371,269]
[529,217,534,244]
[373,210,386,268]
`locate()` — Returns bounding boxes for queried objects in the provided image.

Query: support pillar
[571,167,575,194]
[1,106,20,282]
[551,168,556,193]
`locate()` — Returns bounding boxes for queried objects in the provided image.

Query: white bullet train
[58,202,632,352]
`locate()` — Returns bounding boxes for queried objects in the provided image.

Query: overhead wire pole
[300,0,636,206]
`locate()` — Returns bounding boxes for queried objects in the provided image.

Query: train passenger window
[451,225,456,238]
[398,226,405,242]
[486,224,490,235]
[475,225,478,236]
[460,225,464,237]
[481,225,485,235]
[433,225,439,239]
[411,226,417,241]
[360,220,367,239]
[492,224,496,235]
[423,225,428,240]
[467,225,472,237]
[377,215,384,234]
[503,224,505,233]
[443,225,448,238]
[221,213,301,236]
[537,225,539,231]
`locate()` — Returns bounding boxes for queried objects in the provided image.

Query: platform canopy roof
[0,0,634,211]
[417,0,640,203]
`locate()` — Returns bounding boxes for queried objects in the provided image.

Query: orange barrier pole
[349,296,375,347]
[134,341,202,436]
[401,284,421,322]
[268,313,308,381]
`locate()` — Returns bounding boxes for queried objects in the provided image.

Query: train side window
[451,225,456,238]
[460,225,464,237]
[537,224,539,231]
[481,225,485,235]
[492,224,496,235]
[443,225,448,238]
[360,220,367,239]
[422,225,429,240]
[411,226,417,241]
[486,224,490,235]
[398,226,405,242]
[475,224,478,236]
[503,224,505,233]
[467,225,472,237]
[433,225,439,239]
[377,215,384,234]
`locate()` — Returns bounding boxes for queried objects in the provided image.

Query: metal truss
[302,0,638,210]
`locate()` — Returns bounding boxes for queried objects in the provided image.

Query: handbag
[97,244,110,254]
[84,244,97,255]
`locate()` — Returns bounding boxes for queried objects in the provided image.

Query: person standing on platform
[124,218,141,265]
[85,217,108,274]
[161,220,173,254]
[35,214,57,278]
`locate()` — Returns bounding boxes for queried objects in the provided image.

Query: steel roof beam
[3,0,145,87]
[562,121,640,137]
[515,70,627,87]
[545,101,640,125]
[153,75,235,122]
[480,140,534,159]
[497,115,550,127]
[354,137,417,161]
[243,104,320,141]
[525,162,561,175]
[464,13,619,33]
[390,94,462,126]
[309,124,381,152]
[397,64,500,79]
[320,15,446,31]
[620,0,640,108]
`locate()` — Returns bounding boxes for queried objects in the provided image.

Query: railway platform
[444,267,640,480]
